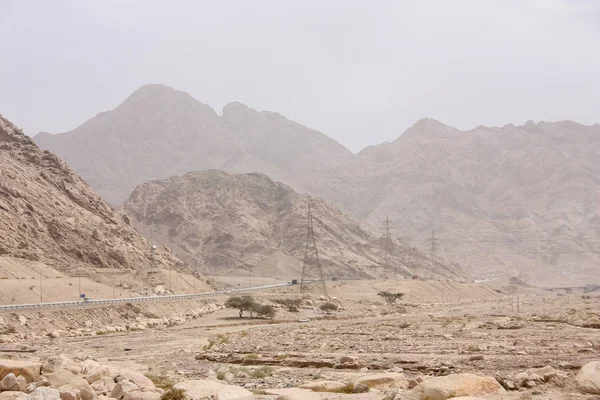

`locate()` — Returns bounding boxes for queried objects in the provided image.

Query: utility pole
[300,203,328,298]
[427,230,438,279]
[382,215,394,279]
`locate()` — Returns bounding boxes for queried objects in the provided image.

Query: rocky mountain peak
[398,118,460,140]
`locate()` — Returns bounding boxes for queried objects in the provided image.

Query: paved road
[0,282,296,311]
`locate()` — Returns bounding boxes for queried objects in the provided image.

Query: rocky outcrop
[0,114,181,277]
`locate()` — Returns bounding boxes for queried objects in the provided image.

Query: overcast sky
[1,0,599,152]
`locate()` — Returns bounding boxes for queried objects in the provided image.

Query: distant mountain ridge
[33,85,600,285]
[34,84,351,205]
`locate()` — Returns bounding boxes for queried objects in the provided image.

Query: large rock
[60,380,93,400]
[415,373,505,400]
[0,360,42,383]
[0,373,19,391]
[57,386,80,400]
[47,370,77,388]
[91,377,116,395]
[355,372,409,389]
[58,362,82,376]
[298,380,349,392]
[111,382,139,400]
[576,361,600,395]
[123,390,161,400]
[0,392,30,400]
[84,366,112,384]
[116,371,154,389]
[267,388,320,400]
[29,388,60,400]
[173,380,253,400]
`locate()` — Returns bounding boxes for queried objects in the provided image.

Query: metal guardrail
[0,282,296,311]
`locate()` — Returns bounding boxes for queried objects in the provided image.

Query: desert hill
[122,170,462,280]
[0,113,206,299]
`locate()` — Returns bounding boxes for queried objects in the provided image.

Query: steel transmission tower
[428,230,438,276]
[300,203,328,298]
[382,215,395,278]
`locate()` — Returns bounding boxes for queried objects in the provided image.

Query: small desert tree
[255,304,276,319]
[378,291,405,305]
[225,296,259,318]
[320,302,338,312]
[225,296,277,319]
[274,298,302,312]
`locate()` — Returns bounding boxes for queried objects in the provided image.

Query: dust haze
[1,0,600,151]
[1,2,600,400]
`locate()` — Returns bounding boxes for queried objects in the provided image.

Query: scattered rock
[123,390,161,400]
[0,360,42,383]
[298,380,348,392]
[47,370,78,388]
[576,361,600,395]
[0,392,30,400]
[58,386,81,400]
[415,373,505,400]
[355,372,408,389]
[115,371,154,389]
[90,377,116,395]
[174,379,253,400]
[111,382,139,400]
[0,373,19,391]
[353,383,369,393]
[29,387,60,400]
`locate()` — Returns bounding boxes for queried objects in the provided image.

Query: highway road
[0,282,298,312]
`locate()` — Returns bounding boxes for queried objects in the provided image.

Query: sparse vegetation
[146,373,174,390]
[244,353,260,360]
[160,388,187,400]
[202,334,229,351]
[377,291,405,304]
[274,298,302,312]
[225,296,276,319]
[320,302,338,312]
[250,366,273,378]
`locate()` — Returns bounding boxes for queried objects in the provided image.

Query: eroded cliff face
[0,114,179,274]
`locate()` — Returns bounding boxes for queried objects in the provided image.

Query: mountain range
[33,84,600,286]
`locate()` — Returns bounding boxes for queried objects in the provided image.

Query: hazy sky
[1,0,599,152]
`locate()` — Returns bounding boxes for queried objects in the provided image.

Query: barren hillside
[0,114,194,295]
[122,170,462,280]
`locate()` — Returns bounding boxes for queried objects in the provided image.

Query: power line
[300,203,328,298]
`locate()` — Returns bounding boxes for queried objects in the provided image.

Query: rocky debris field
[1,281,599,399]
[0,300,222,344]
